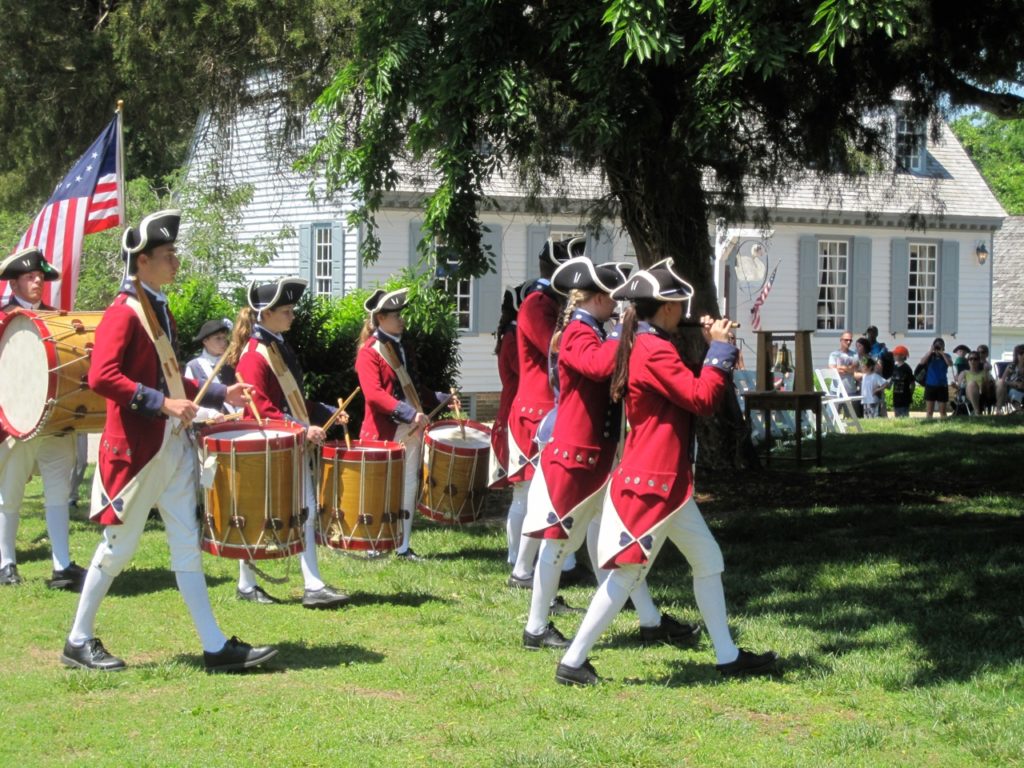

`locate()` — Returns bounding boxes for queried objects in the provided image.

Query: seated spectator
[859,357,888,418]
[975,344,997,409]
[951,344,971,376]
[889,345,915,417]
[995,344,1024,412]
[956,353,988,415]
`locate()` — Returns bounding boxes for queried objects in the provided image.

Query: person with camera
[919,338,953,419]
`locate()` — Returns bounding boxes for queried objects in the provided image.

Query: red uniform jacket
[89,285,225,525]
[507,281,560,482]
[489,324,518,480]
[534,312,620,539]
[355,331,444,441]
[604,328,735,567]
[234,326,334,426]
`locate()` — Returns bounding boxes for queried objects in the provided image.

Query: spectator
[951,344,971,376]
[956,352,987,415]
[995,344,1024,412]
[859,357,888,418]
[975,344,997,410]
[919,338,953,419]
[865,325,893,377]
[889,345,915,417]
[828,332,858,395]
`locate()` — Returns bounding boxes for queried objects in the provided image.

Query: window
[550,229,584,246]
[816,239,849,330]
[907,242,937,331]
[436,256,472,330]
[313,224,333,297]
[896,117,926,172]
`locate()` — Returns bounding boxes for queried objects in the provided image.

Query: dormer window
[896,117,926,173]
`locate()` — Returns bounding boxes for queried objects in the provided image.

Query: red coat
[507,283,560,482]
[534,313,620,539]
[602,328,735,567]
[489,325,518,479]
[88,287,223,525]
[355,332,443,441]
[234,327,333,426]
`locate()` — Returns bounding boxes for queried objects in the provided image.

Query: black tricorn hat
[121,209,181,259]
[551,256,634,296]
[611,258,695,313]
[193,317,233,344]
[247,277,308,312]
[502,282,527,313]
[0,248,60,281]
[539,238,573,267]
[364,287,409,315]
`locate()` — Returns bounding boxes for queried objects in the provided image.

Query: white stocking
[238,561,257,592]
[505,481,529,564]
[560,566,641,669]
[175,570,228,653]
[299,517,325,590]
[692,573,739,664]
[68,565,114,644]
[525,539,569,635]
[0,507,18,568]
[45,504,72,570]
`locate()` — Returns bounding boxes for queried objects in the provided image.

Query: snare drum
[419,419,491,524]
[199,419,306,560]
[317,440,404,553]
[0,309,106,438]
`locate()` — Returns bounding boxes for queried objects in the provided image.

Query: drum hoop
[200,418,305,452]
[0,309,63,438]
[424,419,491,458]
[321,439,403,461]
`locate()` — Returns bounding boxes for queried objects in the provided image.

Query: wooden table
[743,390,823,466]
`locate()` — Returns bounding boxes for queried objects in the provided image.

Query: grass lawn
[1,416,1022,767]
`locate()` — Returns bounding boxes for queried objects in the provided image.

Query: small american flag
[5,116,123,309]
[749,264,778,331]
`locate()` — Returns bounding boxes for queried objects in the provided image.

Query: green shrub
[167,278,241,362]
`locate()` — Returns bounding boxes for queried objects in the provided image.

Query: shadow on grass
[347,590,453,609]
[110,567,232,597]
[165,641,386,673]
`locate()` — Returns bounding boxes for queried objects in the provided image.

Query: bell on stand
[772,342,793,390]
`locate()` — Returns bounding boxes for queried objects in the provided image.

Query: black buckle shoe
[395,548,424,561]
[61,637,126,671]
[523,622,571,650]
[716,648,779,677]
[0,563,22,586]
[204,636,278,673]
[638,613,702,646]
[555,659,600,686]
[302,585,351,609]
[236,585,279,605]
[549,594,583,615]
[48,562,87,592]
[507,572,533,589]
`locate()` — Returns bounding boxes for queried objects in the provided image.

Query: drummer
[521,255,701,651]
[355,287,457,560]
[0,248,83,590]
[62,209,276,672]
[184,318,239,423]
[228,277,351,609]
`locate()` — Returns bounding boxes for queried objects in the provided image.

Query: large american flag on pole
[749,263,778,331]
[5,116,123,309]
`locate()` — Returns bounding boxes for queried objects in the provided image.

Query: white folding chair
[814,368,863,434]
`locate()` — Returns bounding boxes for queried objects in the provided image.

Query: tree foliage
[951,111,1024,216]
[307,0,1024,301]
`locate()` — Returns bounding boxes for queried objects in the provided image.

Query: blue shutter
[588,226,615,263]
[849,236,872,333]
[525,224,550,281]
[474,224,503,334]
[889,238,909,335]
[330,221,345,296]
[299,224,313,287]
[408,219,430,277]
[938,239,959,335]
[796,235,818,331]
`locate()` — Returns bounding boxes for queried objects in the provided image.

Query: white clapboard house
[187,99,1005,417]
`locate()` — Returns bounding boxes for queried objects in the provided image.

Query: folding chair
[814,368,863,434]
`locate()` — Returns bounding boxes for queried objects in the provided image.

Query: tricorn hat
[502,282,527,313]
[0,248,60,281]
[193,317,233,344]
[611,257,695,315]
[364,287,409,315]
[539,238,573,267]
[551,256,634,296]
[121,209,181,259]
[247,277,307,312]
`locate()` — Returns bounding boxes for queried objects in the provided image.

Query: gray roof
[994,216,1024,328]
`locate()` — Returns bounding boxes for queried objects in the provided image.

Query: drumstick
[234,373,263,427]
[172,355,230,435]
[409,397,449,438]
[339,398,353,450]
[321,387,361,432]
[450,387,466,439]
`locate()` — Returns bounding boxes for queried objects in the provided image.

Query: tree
[307,0,1024,309]
[951,112,1024,215]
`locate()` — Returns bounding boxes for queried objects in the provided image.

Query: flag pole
[115,100,127,224]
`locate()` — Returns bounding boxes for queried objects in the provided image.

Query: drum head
[0,314,50,436]
[427,423,490,449]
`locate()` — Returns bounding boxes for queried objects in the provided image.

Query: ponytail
[609,297,662,403]
[225,307,257,366]
[548,289,593,391]
[358,315,378,345]
[493,305,516,355]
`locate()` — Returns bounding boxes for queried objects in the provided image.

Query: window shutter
[408,219,431,277]
[588,226,615,263]
[299,224,313,287]
[889,238,909,335]
[796,235,818,331]
[525,224,551,281]
[938,239,959,335]
[330,221,345,296]
[473,225,503,334]
[849,236,872,333]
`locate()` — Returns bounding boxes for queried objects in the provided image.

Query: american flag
[5,116,123,309]
[749,264,778,331]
